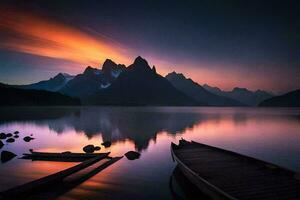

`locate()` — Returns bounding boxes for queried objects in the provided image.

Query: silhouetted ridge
[0,83,80,106]
[259,89,300,107]
[203,84,273,106]
[16,73,74,92]
[166,72,243,106]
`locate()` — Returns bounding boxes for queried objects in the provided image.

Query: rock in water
[6,133,13,137]
[0,141,3,149]
[94,146,101,151]
[0,133,6,140]
[125,151,141,160]
[14,131,19,134]
[101,141,112,148]
[83,145,95,153]
[6,138,15,143]
[62,151,72,154]
[1,150,17,163]
[23,136,35,142]
[14,135,19,138]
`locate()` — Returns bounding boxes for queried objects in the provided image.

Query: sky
[0,0,299,93]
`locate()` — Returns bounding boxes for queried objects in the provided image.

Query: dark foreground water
[0,107,299,200]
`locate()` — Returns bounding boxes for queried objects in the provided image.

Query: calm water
[0,107,299,199]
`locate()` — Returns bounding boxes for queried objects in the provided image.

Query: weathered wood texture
[21,151,109,162]
[172,140,300,200]
[0,153,110,199]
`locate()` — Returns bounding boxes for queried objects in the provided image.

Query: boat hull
[171,143,236,200]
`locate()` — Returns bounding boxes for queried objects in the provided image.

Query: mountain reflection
[0,107,299,151]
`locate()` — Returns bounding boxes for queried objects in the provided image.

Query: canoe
[21,151,109,162]
[171,139,300,200]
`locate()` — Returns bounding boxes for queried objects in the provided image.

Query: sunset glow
[0,8,132,67]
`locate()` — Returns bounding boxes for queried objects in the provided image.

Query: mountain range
[166,72,243,106]
[1,56,297,107]
[203,84,273,106]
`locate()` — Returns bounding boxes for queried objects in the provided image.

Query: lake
[0,107,299,200]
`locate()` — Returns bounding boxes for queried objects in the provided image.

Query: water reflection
[1,107,299,152]
[0,107,299,200]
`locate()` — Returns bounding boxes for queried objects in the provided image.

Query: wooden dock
[171,139,300,200]
[0,152,123,200]
[21,151,109,162]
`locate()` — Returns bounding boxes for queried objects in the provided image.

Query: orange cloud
[0,8,132,67]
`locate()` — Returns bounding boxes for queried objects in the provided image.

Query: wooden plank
[21,152,109,162]
[20,156,124,200]
[0,153,110,199]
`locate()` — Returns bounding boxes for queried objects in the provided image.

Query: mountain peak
[128,56,151,72]
[83,66,101,75]
[54,73,65,80]
[102,59,117,73]
[134,56,148,66]
[102,59,126,78]
[166,71,186,80]
[103,59,117,68]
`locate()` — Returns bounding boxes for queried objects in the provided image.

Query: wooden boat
[21,151,110,162]
[0,153,116,199]
[171,139,300,200]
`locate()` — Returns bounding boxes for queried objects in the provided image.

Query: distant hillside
[258,89,300,107]
[0,83,81,106]
[203,84,273,106]
[84,56,202,106]
[166,72,243,106]
[18,73,74,91]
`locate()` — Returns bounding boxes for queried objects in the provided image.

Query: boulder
[14,131,19,134]
[62,151,72,154]
[94,146,101,151]
[0,133,6,140]
[125,151,141,160]
[1,150,17,163]
[14,135,19,138]
[23,136,35,142]
[83,145,95,153]
[6,138,15,143]
[6,133,13,137]
[0,141,3,149]
[101,141,112,148]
